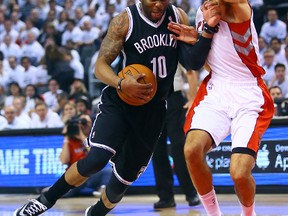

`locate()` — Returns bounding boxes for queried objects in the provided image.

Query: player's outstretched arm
[169,1,221,43]
[169,1,221,70]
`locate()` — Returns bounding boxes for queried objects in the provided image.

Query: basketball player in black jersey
[14,1,220,216]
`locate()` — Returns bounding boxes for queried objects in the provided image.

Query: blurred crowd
[0,0,288,131]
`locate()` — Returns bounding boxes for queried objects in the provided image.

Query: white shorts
[184,74,274,154]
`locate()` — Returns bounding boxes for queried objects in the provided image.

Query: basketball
[117,64,157,106]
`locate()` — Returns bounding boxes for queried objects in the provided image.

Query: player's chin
[151,12,163,21]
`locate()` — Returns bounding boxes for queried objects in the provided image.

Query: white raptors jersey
[195,7,264,80]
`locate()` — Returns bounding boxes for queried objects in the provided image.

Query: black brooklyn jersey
[122,3,179,101]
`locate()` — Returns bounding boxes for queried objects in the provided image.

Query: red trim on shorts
[247,78,274,152]
[184,73,212,134]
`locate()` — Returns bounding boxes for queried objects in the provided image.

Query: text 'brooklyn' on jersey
[122,3,180,101]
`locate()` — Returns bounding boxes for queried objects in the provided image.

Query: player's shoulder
[108,9,130,35]
[112,9,129,24]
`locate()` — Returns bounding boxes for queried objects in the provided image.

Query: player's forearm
[95,58,121,89]
[178,35,212,70]
[60,138,70,165]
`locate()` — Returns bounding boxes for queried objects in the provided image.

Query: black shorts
[89,87,166,182]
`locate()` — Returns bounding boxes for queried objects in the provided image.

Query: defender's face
[141,0,169,22]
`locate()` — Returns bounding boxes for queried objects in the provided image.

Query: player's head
[269,86,282,101]
[140,0,169,23]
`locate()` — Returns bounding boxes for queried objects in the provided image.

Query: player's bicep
[98,12,129,65]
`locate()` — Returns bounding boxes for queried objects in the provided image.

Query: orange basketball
[117,64,157,106]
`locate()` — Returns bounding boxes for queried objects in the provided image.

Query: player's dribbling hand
[120,74,153,102]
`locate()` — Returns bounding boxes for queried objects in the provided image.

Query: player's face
[140,0,169,22]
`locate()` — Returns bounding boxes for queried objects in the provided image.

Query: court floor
[1,194,287,216]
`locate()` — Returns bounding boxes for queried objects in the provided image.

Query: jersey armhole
[125,7,133,42]
[171,5,180,24]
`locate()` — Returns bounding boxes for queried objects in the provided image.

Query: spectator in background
[262,48,277,86]
[0,34,22,61]
[269,85,288,116]
[30,101,63,128]
[269,37,286,64]
[270,63,288,97]
[42,78,63,111]
[258,36,267,65]
[75,95,91,116]
[269,85,283,100]
[18,56,38,89]
[12,95,31,126]
[74,7,86,26]
[66,51,84,81]
[21,31,44,66]
[20,0,36,21]
[55,91,69,117]
[0,84,6,111]
[60,100,76,124]
[0,18,19,43]
[48,0,63,19]
[114,0,127,13]
[10,11,25,33]
[44,45,75,92]
[55,11,69,33]
[4,82,22,106]
[3,105,30,129]
[95,3,118,34]
[64,40,81,61]
[35,58,49,94]
[11,3,22,19]
[260,9,287,44]
[38,22,62,47]
[179,0,196,26]
[46,9,58,27]
[34,0,49,21]
[0,58,10,90]
[269,86,283,117]
[61,19,83,47]
[22,17,41,42]
[0,5,8,17]
[73,0,97,14]
[63,0,75,19]
[80,18,101,48]
[24,84,43,114]
[69,79,89,102]
[7,56,25,84]
[28,8,45,30]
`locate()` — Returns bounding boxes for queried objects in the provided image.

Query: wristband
[203,22,219,34]
[117,78,124,91]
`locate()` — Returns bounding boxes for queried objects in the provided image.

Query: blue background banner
[0,126,287,187]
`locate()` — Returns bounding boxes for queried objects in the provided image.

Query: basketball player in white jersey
[168,0,274,215]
